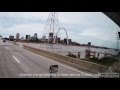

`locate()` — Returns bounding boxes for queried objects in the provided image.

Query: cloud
[77,27,116,41]
[0,12,49,30]
[0,23,45,38]
[0,12,119,48]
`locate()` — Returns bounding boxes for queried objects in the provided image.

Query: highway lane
[0,40,93,78]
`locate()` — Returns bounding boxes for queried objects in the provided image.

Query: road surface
[0,39,93,78]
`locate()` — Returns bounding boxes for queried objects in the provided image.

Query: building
[56,37,60,43]
[48,32,54,44]
[21,37,24,40]
[71,41,80,46]
[26,35,31,41]
[88,42,91,46]
[34,33,38,41]
[68,39,72,45]
[87,42,91,51]
[53,36,60,44]
[30,33,39,42]
[26,35,28,40]
[16,33,20,41]
[42,35,46,40]
[60,40,64,44]
[48,37,54,44]
[31,36,36,41]
[49,33,53,37]
[41,35,46,42]
[9,35,14,41]
[28,35,31,40]
[64,38,67,44]
[34,33,37,38]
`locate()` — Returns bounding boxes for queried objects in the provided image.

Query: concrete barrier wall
[23,45,109,73]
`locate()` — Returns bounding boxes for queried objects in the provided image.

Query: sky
[0,12,120,48]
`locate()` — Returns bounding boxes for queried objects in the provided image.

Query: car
[3,39,6,42]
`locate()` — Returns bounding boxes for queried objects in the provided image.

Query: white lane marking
[40,56,89,74]
[27,50,93,77]
[13,56,20,63]
[41,56,95,77]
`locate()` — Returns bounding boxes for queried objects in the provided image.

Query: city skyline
[0,12,120,48]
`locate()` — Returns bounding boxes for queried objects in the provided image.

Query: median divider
[23,45,109,73]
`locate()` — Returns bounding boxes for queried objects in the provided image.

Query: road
[0,39,94,78]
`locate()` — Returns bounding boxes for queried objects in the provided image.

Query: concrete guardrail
[23,45,109,73]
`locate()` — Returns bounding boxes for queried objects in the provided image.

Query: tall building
[87,42,91,51]
[26,35,28,40]
[34,33,37,38]
[68,39,72,45]
[9,35,14,41]
[26,35,31,41]
[34,33,38,41]
[64,38,67,44]
[21,37,24,40]
[41,35,46,42]
[16,33,20,41]
[49,33,53,37]
[48,32,54,44]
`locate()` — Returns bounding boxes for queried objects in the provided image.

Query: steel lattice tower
[42,12,59,43]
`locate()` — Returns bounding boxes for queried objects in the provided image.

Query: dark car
[3,39,6,42]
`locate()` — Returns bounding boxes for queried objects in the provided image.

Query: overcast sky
[0,12,120,48]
